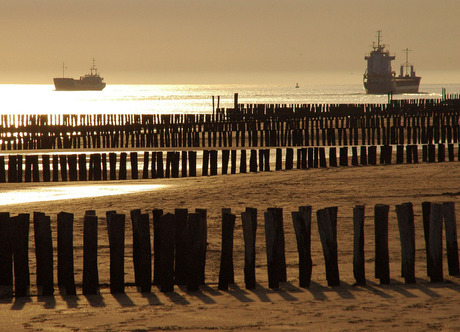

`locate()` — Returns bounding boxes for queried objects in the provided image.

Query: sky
[2,0,460,85]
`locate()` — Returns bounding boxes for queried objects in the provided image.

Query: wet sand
[1,162,459,331]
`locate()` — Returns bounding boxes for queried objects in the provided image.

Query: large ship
[54,59,106,91]
[363,31,421,94]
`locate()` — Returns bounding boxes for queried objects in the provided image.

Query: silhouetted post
[174,208,188,285]
[181,151,187,177]
[210,150,218,175]
[240,149,247,173]
[231,149,237,174]
[130,209,142,288]
[316,207,340,286]
[360,146,367,165]
[397,145,404,164]
[119,152,127,180]
[202,150,209,176]
[189,151,197,177]
[442,202,459,275]
[186,213,201,291]
[196,208,208,285]
[421,202,432,277]
[241,208,257,289]
[130,152,138,179]
[0,156,6,183]
[250,149,257,172]
[368,146,377,165]
[78,154,87,181]
[143,151,150,179]
[57,212,76,295]
[59,155,68,181]
[351,146,359,166]
[339,147,348,166]
[83,214,99,295]
[329,147,337,167]
[395,202,416,283]
[0,213,12,287]
[52,154,59,181]
[353,205,366,285]
[136,213,152,292]
[429,203,443,282]
[218,211,235,290]
[68,154,78,181]
[159,213,175,292]
[42,155,50,182]
[109,152,117,180]
[34,212,54,296]
[11,214,30,297]
[152,209,164,285]
[276,148,282,170]
[222,150,229,175]
[268,207,287,282]
[264,210,279,289]
[156,152,164,178]
[107,213,125,293]
[374,204,390,284]
[319,147,327,168]
[291,206,312,288]
[285,148,293,170]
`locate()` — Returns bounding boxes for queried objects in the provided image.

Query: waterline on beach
[0,184,166,205]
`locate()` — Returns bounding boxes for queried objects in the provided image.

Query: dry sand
[0,162,460,331]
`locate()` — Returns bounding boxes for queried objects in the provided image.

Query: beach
[0,161,459,331]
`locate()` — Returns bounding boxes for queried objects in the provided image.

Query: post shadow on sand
[37,294,56,309]
[226,284,254,303]
[83,293,107,308]
[160,290,190,305]
[111,293,136,307]
[59,291,80,308]
[10,296,32,310]
[177,285,216,304]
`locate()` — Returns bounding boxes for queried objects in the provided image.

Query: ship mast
[402,48,412,76]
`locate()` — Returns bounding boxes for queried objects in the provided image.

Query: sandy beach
[0,162,459,331]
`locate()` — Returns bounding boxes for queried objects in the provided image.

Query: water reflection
[0,184,166,205]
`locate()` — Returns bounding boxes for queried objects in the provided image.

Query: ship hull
[53,78,106,91]
[364,76,421,94]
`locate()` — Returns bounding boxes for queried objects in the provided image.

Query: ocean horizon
[1,82,459,115]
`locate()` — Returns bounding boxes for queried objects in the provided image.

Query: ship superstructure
[54,59,106,91]
[363,31,421,94]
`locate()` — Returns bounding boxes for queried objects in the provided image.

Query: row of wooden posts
[0,202,457,297]
[1,117,459,151]
[2,143,459,183]
[1,97,460,151]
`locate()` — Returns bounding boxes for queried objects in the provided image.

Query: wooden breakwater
[0,202,458,297]
[1,97,459,151]
[1,143,459,183]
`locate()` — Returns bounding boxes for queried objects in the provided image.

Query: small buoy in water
[295,83,299,88]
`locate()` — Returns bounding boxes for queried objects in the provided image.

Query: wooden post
[152,209,164,285]
[107,213,125,293]
[210,150,218,175]
[174,208,188,285]
[181,151,187,177]
[52,154,59,181]
[156,152,164,178]
[240,149,247,173]
[250,149,257,172]
[78,154,87,181]
[0,213,12,287]
[264,210,279,289]
[11,214,30,297]
[34,212,54,296]
[360,146,367,166]
[186,213,201,291]
[159,213,175,292]
[268,207,287,283]
[395,203,416,283]
[285,148,293,170]
[189,151,197,177]
[68,154,78,181]
[0,156,6,183]
[218,211,236,290]
[429,203,443,282]
[109,152,117,180]
[119,152,127,180]
[276,148,282,170]
[316,207,340,286]
[196,208,208,285]
[442,202,459,275]
[59,155,68,181]
[202,150,209,176]
[241,208,257,289]
[339,147,348,166]
[130,152,138,179]
[397,145,404,164]
[421,202,432,278]
[353,205,366,285]
[42,155,50,182]
[83,214,99,295]
[374,204,390,284]
[135,213,152,292]
[368,146,377,165]
[291,206,312,288]
[57,212,76,295]
[130,209,142,288]
[319,147,327,168]
[143,151,150,179]
[222,150,229,175]
[329,147,337,167]
[231,149,237,174]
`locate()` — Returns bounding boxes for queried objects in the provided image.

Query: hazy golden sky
[2,0,459,84]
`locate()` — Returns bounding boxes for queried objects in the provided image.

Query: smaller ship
[363,31,421,94]
[54,59,106,91]
[295,83,300,88]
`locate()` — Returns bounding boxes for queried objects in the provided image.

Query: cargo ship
[363,31,421,94]
[54,59,106,91]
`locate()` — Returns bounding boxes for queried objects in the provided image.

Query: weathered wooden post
[156,152,164,178]
[241,207,257,289]
[130,152,138,179]
[78,154,87,181]
[174,209,188,285]
[57,212,76,295]
[152,209,164,286]
[11,214,30,297]
[135,212,152,292]
[240,149,247,173]
[353,205,366,285]
[442,202,459,275]
[421,202,432,278]
[231,149,237,174]
[186,213,201,291]
[249,149,257,172]
[68,154,78,181]
[0,213,12,287]
[221,150,229,175]
[218,211,236,290]
[52,154,59,181]
[109,152,117,180]
[107,213,125,293]
[319,147,327,168]
[59,155,68,181]
[285,148,293,170]
[374,204,390,284]
[159,213,175,292]
[143,152,150,179]
[339,147,348,166]
[196,208,208,285]
[210,150,218,176]
[130,209,142,288]
[368,146,377,165]
[292,206,312,288]
[438,143,445,162]
[83,214,99,295]
[396,145,404,164]
[264,210,279,289]
[34,212,54,296]
[395,203,416,283]
[7,155,17,183]
[0,156,6,183]
[276,148,282,170]
[202,150,209,176]
[119,152,127,180]
[316,207,340,286]
[189,151,197,177]
[181,151,187,177]
[42,155,50,182]
[428,203,443,282]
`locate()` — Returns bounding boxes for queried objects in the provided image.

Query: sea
[1,83,460,115]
